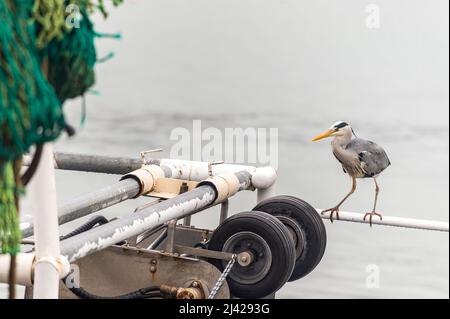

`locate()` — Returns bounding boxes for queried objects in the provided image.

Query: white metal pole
[29,143,61,298]
[318,209,449,232]
[256,184,276,203]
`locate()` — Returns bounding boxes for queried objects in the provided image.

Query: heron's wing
[345,138,391,177]
[332,153,348,173]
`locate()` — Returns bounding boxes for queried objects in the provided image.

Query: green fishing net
[1,0,122,255]
[40,7,97,103]
[0,0,65,162]
[35,0,125,103]
[0,162,21,255]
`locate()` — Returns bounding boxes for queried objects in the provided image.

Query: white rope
[317,209,449,232]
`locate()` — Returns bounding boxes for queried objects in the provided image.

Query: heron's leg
[363,178,383,227]
[335,175,357,208]
[322,175,357,222]
[372,178,380,212]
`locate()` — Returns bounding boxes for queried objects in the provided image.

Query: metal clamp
[33,255,71,280]
[197,173,240,204]
[121,164,165,197]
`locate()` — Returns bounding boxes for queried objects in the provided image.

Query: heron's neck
[331,135,353,162]
[331,134,352,148]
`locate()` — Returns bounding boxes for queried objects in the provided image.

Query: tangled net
[0,0,121,255]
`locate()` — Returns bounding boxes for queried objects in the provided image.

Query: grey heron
[312,121,391,226]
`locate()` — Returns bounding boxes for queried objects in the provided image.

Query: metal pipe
[182,215,191,226]
[257,184,276,203]
[318,209,449,232]
[135,224,165,245]
[180,182,191,226]
[23,152,272,184]
[60,185,217,262]
[21,152,271,238]
[29,143,61,298]
[21,178,141,238]
[60,171,253,262]
[0,253,35,286]
[21,170,252,239]
[23,152,157,175]
[147,228,168,250]
[219,200,229,223]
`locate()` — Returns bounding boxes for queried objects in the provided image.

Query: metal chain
[208,254,237,299]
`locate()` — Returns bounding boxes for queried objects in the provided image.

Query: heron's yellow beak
[311,129,334,142]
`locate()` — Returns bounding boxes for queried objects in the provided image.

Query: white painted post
[252,167,277,203]
[256,184,276,203]
[29,144,61,298]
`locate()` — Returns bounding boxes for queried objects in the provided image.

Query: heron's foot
[363,212,383,227]
[321,207,340,223]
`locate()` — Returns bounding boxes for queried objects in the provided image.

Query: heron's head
[311,121,355,141]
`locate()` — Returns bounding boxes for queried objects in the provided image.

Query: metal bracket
[165,220,177,253]
[33,255,71,280]
[208,161,225,177]
[145,178,198,199]
[140,148,163,166]
[173,244,235,261]
[154,222,235,261]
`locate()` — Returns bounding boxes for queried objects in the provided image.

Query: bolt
[151,259,157,265]
[241,256,248,263]
[259,252,264,257]
[247,243,252,248]
[191,281,199,288]
[150,265,157,273]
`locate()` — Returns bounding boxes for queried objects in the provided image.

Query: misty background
[9,0,449,298]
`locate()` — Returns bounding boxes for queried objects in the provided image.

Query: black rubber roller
[208,211,295,298]
[253,195,327,282]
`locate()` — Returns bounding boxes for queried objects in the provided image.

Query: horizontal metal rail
[23,152,263,180]
[319,209,449,232]
[60,185,215,262]
[24,152,153,175]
